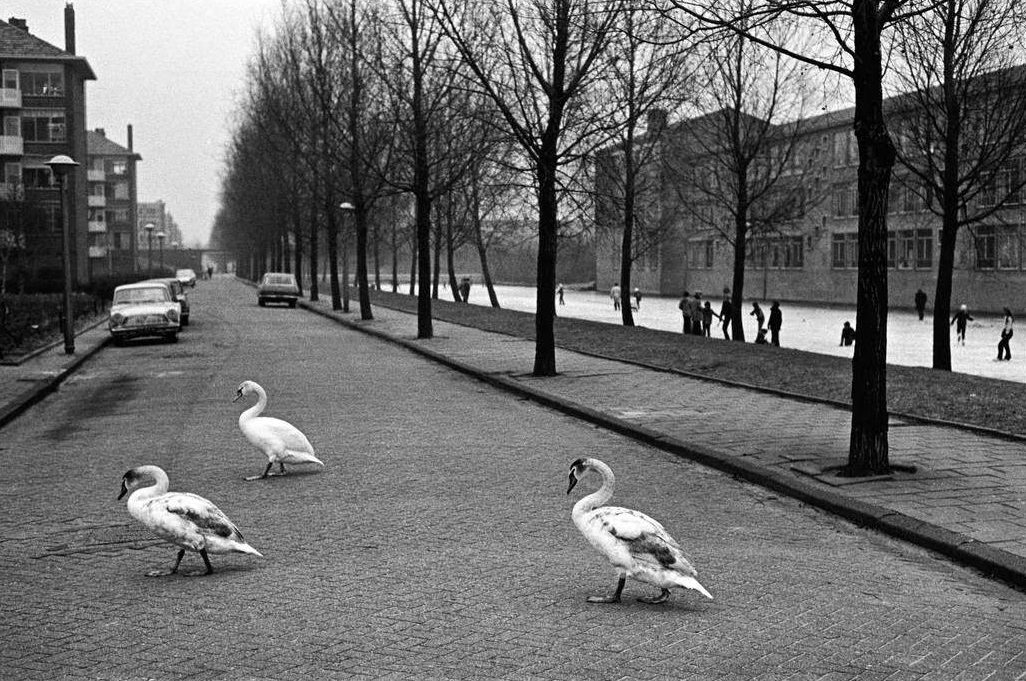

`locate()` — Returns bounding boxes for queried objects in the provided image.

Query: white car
[109,282,181,344]
[176,268,197,287]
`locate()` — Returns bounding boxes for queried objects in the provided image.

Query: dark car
[258,272,300,307]
[146,278,190,326]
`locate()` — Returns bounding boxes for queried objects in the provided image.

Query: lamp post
[45,154,79,355]
[157,231,166,274]
[144,222,155,275]
[339,202,355,311]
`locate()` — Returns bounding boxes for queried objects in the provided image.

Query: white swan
[567,458,713,604]
[118,465,263,576]
[234,380,324,481]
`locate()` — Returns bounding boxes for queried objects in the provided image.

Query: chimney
[127,124,134,151]
[8,17,28,31]
[64,3,76,55]
[647,109,668,137]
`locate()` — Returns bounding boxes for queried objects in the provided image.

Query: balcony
[0,182,23,200]
[88,220,107,233]
[88,246,107,258]
[87,169,105,182]
[0,88,21,108]
[0,135,23,156]
[87,194,106,207]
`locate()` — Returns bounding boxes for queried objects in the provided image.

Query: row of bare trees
[214,0,1026,477]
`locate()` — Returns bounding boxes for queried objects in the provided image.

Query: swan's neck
[572,460,615,519]
[239,386,267,424]
[127,466,170,510]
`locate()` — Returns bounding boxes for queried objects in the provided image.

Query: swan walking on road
[567,458,713,604]
[234,380,323,481]
[118,465,263,576]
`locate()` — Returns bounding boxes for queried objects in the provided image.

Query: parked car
[257,272,300,308]
[146,278,190,326]
[109,282,181,344]
[176,268,197,287]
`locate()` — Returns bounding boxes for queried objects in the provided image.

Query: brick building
[596,91,1025,314]
[86,127,141,278]
[0,7,95,289]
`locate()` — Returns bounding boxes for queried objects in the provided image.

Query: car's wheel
[112,336,124,346]
[166,332,178,343]
[182,315,190,326]
[258,299,266,307]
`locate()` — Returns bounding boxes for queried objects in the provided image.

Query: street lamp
[143,222,155,275]
[157,231,166,274]
[45,154,79,355]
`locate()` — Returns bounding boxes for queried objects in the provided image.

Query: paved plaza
[0,277,1024,680]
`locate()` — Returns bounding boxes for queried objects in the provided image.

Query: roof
[0,19,96,80]
[87,130,141,160]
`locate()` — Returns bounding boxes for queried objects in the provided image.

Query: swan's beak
[232,389,243,403]
[567,472,579,495]
[117,479,128,500]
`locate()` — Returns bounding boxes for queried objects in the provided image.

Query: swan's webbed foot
[244,462,275,481]
[587,574,625,604]
[147,549,186,577]
[637,589,671,605]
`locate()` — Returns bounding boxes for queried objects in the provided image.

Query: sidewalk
[298,295,1026,590]
[0,321,110,429]
[3,291,1025,591]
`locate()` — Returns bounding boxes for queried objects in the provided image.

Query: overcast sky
[4,0,283,247]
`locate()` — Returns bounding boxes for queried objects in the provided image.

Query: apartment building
[0,7,95,288]
[596,87,1026,314]
[136,200,183,275]
[86,127,141,278]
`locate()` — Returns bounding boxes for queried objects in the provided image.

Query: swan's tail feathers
[679,575,713,600]
[286,450,324,467]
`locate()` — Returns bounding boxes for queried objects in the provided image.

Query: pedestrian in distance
[951,303,973,345]
[610,283,621,311]
[458,277,471,303]
[557,283,565,306]
[768,301,782,346]
[750,301,765,333]
[754,328,769,344]
[633,288,642,311]
[840,321,856,346]
[915,288,928,321]
[691,292,704,335]
[702,301,719,337]
[998,307,1013,361]
[678,290,693,335]
[719,287,733,340]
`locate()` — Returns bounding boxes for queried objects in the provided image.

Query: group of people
[609,284,643,312]
[671,288,784,346]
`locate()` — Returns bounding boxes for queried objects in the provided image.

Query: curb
[0,332,111,431]
[297,298,1026,591]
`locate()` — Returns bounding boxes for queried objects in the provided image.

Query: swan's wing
[251,416,314,452]
[592,507,695,573]
[163,492,246,541]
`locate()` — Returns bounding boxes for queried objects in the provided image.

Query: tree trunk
[341,227,350,313]
[391,222,399,293]
[846,4,893,476]
[309,204,319,302]
[534,152,559,376]
[730,214,748,341]
[293,201,303,297]
[356,206,372,319]
[446,211,461,302]
[327,206,342,311]
[619,122,637,326]
[473,217,500,308]
[432,219,442,300]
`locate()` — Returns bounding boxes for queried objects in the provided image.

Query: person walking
[768,300,783,346]
[691,292,704,335]
[557,283,565,306]
[633,288,642,310]
[951,303,973,345]
[719,287,733,339]
[998,307,1013,360]
[678,291,693,335]
[750,301,765,335]
[458,277,471,303]
[702,301,719,337]
[839,321,856,346]
[610,283,621,311]
[915,288,928,321]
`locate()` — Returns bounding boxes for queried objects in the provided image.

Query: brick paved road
[1,277,1024,679]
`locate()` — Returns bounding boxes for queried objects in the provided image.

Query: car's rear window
[113,287,170,305]
[264,274,295,285]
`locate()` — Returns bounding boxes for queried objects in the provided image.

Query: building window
[916,229,933,269]
[748,235,803,269]
[20,70,64,97]
[833,131,857,167]
[112,208,130,222]
[831,232,858,269]
[114,232,130,250]
[3,115,19,137]
[113,182,129,200]
[782,236,804,268]
[975,225,996,269]
[88,208,104,222]
[110,161,127,175]
[2,69,18,90]
[689,239,713,269]
[888,230,916,269]
[3,162,20,185]
[996,225,1020,270]
[22,167,54,188]
[21,109,66,142]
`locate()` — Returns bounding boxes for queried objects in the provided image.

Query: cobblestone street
[1,278,1024,679]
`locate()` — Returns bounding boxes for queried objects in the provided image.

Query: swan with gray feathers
[567,458,713,604]
[234,380,324,480]
[118,465,263,576]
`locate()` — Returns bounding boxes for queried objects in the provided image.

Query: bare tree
[890,0,1026,370]
[670,0,942,475]
[434,0,622,376]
